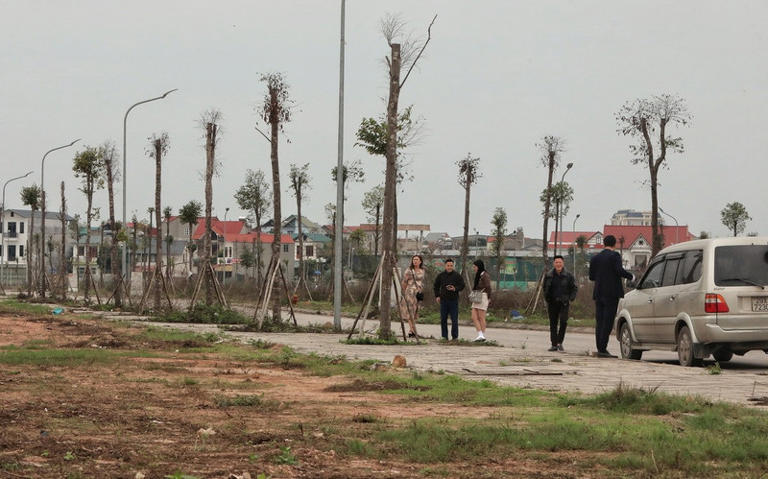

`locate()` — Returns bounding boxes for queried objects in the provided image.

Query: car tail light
[705,293,729,313]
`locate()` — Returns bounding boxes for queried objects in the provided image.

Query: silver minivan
[616,237,768,366]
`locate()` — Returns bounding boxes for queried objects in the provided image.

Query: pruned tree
[200,110,222,306]
[457,153,481,280]
[58,181,68,299]
[178,200,202,275]
[289,163,311,294]
[147,132,170,309]
[616,94,691,256]
[258,72,294,322]
[490,207,507,291]
[101,141,122,306]
[361,185,384,257]
[720,201,751,237]
[374,13,436,338]
[330,159,365,200]
[536,136,565,266]
[20,184,41,296]
[145,206,154,273]
[234,169,271,286]
[539,180,574,254]
[72,147,105,303]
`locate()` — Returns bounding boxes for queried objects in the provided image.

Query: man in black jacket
[543,255,578,352]
[433,258,465,340]
[589,235,634,357]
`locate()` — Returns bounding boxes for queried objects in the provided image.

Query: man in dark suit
[589,235,634,357]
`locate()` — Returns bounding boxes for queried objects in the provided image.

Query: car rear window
[714,245,768,287]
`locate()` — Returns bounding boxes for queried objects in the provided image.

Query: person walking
[399,255,425,338]
[469,259,492,342]
[543,255,578,352]
[589,235,634,357]
[433,258,465,340]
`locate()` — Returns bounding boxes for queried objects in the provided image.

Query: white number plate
[752,297,768,312]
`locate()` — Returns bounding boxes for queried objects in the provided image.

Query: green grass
[0,347,126,366]
[0,299,51,315]
[157,304,251,324]
[341,337,424,346]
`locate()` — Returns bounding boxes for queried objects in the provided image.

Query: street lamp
[1,171,33,288]
[658,206,679,244]
[40,139,80,297]
[121,89,177,286]
[554,162,573,256]
[572,214,580,274]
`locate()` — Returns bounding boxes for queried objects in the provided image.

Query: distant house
[602,225,695,269]
[1,208,74,266]
[263,215,323,236]
[547,231,603,252]
[293,232,331,261]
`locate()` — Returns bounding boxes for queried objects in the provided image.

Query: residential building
[602,224,694,270]
[262,215,323,236]
[610,209,661,226]
[547,231,604,252]
[1,208,74,266]
[293,233,331,262]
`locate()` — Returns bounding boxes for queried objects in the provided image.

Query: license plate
[752,297,768,312]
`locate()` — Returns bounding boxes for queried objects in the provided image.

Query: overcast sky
[2,0,766,239]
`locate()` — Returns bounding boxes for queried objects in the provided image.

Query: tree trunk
[379,42,401,339]
[27,213,35,296]
[374,203,380,258]
[59,182,67,299]
[99,226,104,287]
[153,139,163,310]
[297,191,304,295]
[461,178,471,280]
[84,182,93,303]
[649,166,662,255]
[255,213,263,288]
[40,191,46,297]
[269,93,282,321]
[204,123,216,306]
[106,159,120,307]
[541,155,555,268]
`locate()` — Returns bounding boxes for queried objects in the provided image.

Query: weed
[181,377,198,386]
[248,453,259,462]
[249,338,276,349]
[352,414,380,423]
[341,337,421,346]
[214,394,271,408]
[275,446,298,465]
[708,362,722,375]
[438,338,502,347]
[0,347,123,366]
[63,451,76,461]
[346,439,374,456]
[165,473,200,479]
[158,304,251,325]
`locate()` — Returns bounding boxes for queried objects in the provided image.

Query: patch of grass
[437,338,502,347]
[345,438,374,456]
[0,347,124,366]
[139,326,223,348]
[20,338,56,349]
[708,362,722,375]
[0,299,51,315]
[274,445,298,465]
[158,304,251,324]
[341,336,423,346]
[214,394,282,410]
[352,414,381,423]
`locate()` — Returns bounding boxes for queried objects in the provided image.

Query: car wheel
[713,350,733,362]
[677,325,702,367]
[619,322,642,360]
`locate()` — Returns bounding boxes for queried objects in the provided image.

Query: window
[19,222,24,234]
[282,244,289,253]
[715,245,768,287]
[639,257,665,289]
[305,245,314,257]
[675,250,703,285]
[19,245,23,257]
[661,256,681,287]
[7,245,16,261]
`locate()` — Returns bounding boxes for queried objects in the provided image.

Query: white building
[1,209,73,265]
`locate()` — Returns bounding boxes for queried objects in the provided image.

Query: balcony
[3,232,18,239]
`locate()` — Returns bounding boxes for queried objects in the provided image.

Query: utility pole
[333,0,346,330]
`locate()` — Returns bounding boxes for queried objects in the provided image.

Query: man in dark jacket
[589,235,634,357]
[433,258,465,340]
[543,255,578,352]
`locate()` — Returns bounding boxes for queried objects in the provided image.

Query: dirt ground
[0,312,610,479]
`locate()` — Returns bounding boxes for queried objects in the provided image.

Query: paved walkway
[100,310,768,407]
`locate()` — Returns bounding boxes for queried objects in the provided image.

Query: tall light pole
[553,162,573,256]
[121,89,177,287]
[333,0,346,330]
[572,213,580,274]
[1,171,33,288]
[658,206,679,244]
[40,139,80,297]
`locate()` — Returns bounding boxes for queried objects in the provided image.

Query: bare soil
[0,312,609,479]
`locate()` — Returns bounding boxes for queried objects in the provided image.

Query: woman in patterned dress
[400,255,425,338]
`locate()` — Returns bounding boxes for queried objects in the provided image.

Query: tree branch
[400,14,437,89]
[253,126,272,144]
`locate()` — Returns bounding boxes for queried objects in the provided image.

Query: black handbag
[415,291,424,302]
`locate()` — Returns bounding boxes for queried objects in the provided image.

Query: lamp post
[1,171,33,288]
[572,213,580,274]
[553,162,573,256]
[40,139,80,297]
[658,206,679,244]
[121,89,177,288]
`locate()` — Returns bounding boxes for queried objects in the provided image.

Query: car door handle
[647,299,653,303]
[668,296,676,301]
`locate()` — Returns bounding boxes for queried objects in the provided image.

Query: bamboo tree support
[83,267,102,305]
[188,262,228,310]
[347,252,409,341]
[106,274,134,307]
[254,258,297,329]
[292,275,314,302]
[525,270,546,315]
[138,268,174,312]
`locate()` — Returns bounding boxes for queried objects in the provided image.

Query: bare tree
[234,169,271,286]
[457,153,481,280]
[536,136,565,267]
[148,132,169,309]
[72,147,105,303]
[289,163,311,294]
[490,207,508,291]
[201,110,222,305]
[375,13,436,338]
[616,94,691,256]
[163,206,173,280]
[258,73,293,321]
[58,181,67,299]
[102,141,122,306]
